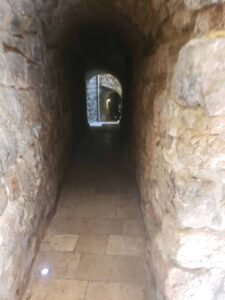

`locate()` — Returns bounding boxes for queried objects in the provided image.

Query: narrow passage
[23,126,147,300]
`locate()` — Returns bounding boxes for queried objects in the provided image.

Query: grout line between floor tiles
[83,281,90,300]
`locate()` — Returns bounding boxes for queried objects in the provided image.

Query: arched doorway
[86,72,123,126]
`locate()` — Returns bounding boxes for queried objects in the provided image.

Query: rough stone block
[210,117,225,135]
[162,216,225,269]
[0,130,17,176]
[5,175,22,202]
[165,267,221,300]
[0,87,22,129]
[172,9,193,32]
[173,38,225,116]
[194,4,225,34]
[4,52,28,88]
[151,233,169,293]
[173,176,225,229]
[185,0,225,10]
[0,0,14,32]
[0,53,6,84]
[0,184,8,216]
[148,231,224,299]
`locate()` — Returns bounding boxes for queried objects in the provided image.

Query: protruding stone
[185,0,225,10]
[194,4,225,34]
[172,9,193,32]
[4,52,28,88]
[173,38,225,116]
[0,184,8,216]
[162,216,225,269]
[165,267,221,300]
[0,130,18,175]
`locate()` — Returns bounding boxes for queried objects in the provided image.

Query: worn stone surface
[22,129,147,300]
[0,1,72,299]
[195,4,225,34]
[165,267,224,300]
[133,1,225,299]
[0,183,8,216]
[185,0,225,10]
[173,37,225,116]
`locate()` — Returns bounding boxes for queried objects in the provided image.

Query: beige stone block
[33,251,81,279]
[195,5,225,35]
[86,282,146,300]
[116,203,142,219]
[173,38,225,117]
[165,267,221,300]
[0,87,22,130]
[4,52,28,88]
[41,234,79,252]
[85,219,123,235]
[75,234,108,254]
[75,254,146,284]
[27,279,88,300]
[74,202,115,218]
[49,217,88,234]
[162,216,225,269]
[123,219,145,236]
[107,235,144,256]
[76,195,136,207]
[172,9,192,33]
[173,177,223,229]
[0,184,8,217]
[184,0,225,10]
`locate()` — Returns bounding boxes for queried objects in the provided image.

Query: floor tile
[75,254,146,284]
[76,196,133,208]
[107,235,144,256]
[74,203,115,218]
[41,234,79,252]
[49,217,88,235]
[116,203,142,219]
[85,219,123,235]
[75,234,108,254]
[86,282,146,300]
[33,251,81,279]
[22,128,148,299]
[123,219,145,236]
[25,279,87,300]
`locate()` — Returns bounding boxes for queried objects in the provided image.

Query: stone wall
[133,1,225,299]
[86,76,98,123]
[100,74,122,96]
[0,1,72,299]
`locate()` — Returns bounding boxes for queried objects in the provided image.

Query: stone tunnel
[1,0,225,299]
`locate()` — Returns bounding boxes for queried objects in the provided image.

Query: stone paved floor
[23,126,148,300]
